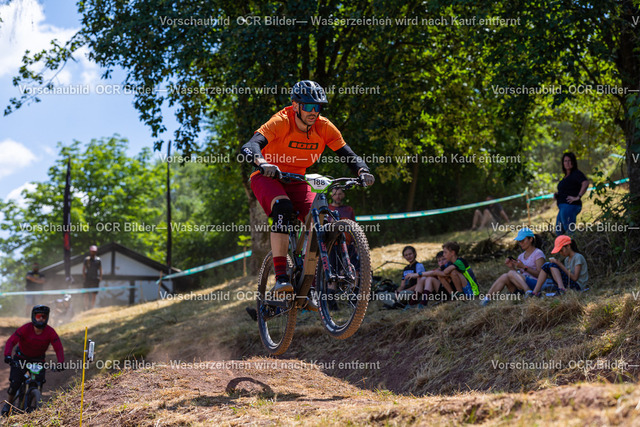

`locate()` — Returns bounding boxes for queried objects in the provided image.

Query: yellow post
[243,246,247,277]
[80,327,88,427]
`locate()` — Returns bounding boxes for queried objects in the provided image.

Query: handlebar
[257,166,366,191]
[329,177,365,190]
[275,171,306,182]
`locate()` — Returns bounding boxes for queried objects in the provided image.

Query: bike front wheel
[256,251,298,356]
[316,219,371,339]
[25,388,41,413]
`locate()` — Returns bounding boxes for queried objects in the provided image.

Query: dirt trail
[9,357,640,426]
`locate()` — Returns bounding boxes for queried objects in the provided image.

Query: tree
[9,0,484,270]
[0,136,165,287]
[10,0,628,272]
[165,155,249,270]
[447,0,639,214]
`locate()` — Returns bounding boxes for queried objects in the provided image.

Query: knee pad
[270,199,294,234]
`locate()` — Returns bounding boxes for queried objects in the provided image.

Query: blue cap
[514,228,535,241]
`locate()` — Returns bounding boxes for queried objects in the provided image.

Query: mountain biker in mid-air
[2,305,64,416]
[240,80,375,304]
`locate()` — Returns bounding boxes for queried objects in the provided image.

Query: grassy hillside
[5,188,640,424]
[10,361,640,425]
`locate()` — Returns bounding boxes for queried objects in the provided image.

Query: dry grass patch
[10,362,640,426]
[5,188,636,425]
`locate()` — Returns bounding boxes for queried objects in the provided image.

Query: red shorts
[251,173,315,221]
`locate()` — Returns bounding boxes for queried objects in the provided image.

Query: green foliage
[450,0,640,202]
[167,159,249,270]
[237,235,251,249]
[590,169,638,226]
[5,0,639,263]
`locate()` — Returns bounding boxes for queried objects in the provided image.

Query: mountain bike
[51,294,73,326]
[256,172,372,355]
[4,359,57,415]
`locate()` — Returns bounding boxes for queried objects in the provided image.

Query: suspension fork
[312,208,334,281]
[292,211,318,306]
[338,237,356,278]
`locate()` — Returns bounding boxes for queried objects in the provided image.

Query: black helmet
[31,305,50,329]
[291,80,328,104]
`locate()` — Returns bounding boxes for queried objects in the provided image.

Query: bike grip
[258,164,265,174]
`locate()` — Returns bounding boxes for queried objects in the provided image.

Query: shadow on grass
[162,376,345,411]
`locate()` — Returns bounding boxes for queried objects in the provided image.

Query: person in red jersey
[2,305,64,415]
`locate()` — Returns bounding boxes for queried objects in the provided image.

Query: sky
[0,0,180,204]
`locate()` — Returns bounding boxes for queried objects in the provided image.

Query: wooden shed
[39,242,178,307]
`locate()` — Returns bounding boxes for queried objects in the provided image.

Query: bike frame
[285,174,360,308]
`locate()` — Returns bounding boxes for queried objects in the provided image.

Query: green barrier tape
[158,250,252,282]
[529,178,629,202]
[155,178,629,280]
[528,194,555,201]
[356,177,630,220]
[0,285,139,297]
[356,193,527,222]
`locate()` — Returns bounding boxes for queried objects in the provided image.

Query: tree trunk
[616,1,640,213]
[239,167,270,275]
[405,161,419,212]
[247,186,270,275]
[237,92,271,275]
[623,116,640,209]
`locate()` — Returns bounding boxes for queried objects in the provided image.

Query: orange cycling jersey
[251,106,346,176]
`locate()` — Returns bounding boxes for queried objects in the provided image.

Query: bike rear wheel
[316,219,371,339]
[257,251,298,355]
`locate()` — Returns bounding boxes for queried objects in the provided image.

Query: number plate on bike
[26,363,43,374]
[305,174,331,191]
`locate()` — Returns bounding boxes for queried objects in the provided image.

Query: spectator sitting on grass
[481,227,545,306]
[412,251,453,306]
[529,235,587,297]
[471,196,510,230]
[394,246,426,305]
[431,242,480,299]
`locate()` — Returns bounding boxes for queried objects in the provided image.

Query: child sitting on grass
[413,251,453,306]
[529,235,588,297]
[393,246,426,306]
[432,242,480,299]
